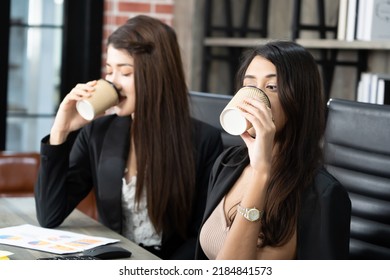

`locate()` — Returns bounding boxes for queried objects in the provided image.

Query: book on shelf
[356,0,366,40]
[359,0,390,40]
[357,72,390,105]
[345,0,359,41]
[357,72,371,103]
[377,78,390,105]
[339,0,390,41]
[337,0,349,40]
[370,73,390,103]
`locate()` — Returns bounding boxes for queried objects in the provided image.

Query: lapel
[202,147,249,225]
[195,147,248,259]
[97,116,131,232]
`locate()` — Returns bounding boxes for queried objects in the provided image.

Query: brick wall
[101,0,175,75]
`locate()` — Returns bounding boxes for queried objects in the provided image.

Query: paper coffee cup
[220,86,271,135]
[76,79,120,121]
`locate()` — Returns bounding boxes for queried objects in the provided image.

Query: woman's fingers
[239,98,273,128]
[234,97,276,171]
[61,83,96,107]
[71,83,95,98]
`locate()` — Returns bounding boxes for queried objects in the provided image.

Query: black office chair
[189,91,244,149]
[323,98,390,259]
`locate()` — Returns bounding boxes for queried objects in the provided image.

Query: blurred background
[1,0,389,152]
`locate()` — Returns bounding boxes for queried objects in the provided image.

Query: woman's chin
[113,106,133,117]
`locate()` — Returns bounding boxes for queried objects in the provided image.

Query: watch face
[248,209,260,221]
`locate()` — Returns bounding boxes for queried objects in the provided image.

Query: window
[7,0,63,151]
[1,0,104,152]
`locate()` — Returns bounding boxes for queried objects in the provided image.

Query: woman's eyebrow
[117,63,133,67]
[244,73,276,79]
[106,63,133,67]
[265,73,277,78]
[244,74,256,80]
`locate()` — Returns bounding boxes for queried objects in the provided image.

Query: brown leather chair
[76,190,98,220]
[0,151,40,197]
[0,150,98,220]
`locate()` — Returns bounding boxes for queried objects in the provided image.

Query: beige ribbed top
[199,197,229,259]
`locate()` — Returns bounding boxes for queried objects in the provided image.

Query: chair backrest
[0,151,40,197]
[0,150,98,220]
[189,91,244,148]
[323,98,390,259]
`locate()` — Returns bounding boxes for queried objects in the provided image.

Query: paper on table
[0,224,119,254]
[0,250,13,260]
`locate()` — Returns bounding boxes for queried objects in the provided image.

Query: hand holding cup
[220,86,271,136]
[76,79,120,121]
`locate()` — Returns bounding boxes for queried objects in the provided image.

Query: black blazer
[195,145,351,260]
[35,114,223,259]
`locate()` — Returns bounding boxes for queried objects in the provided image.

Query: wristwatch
[237,205,263,222]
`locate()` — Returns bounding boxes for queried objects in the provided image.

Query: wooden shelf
[296,39,390,50]
[204,37,270,47]
[204,37,390,50]
[201,1,390,100]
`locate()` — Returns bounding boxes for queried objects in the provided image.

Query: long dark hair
[107,15,195,239]
[236,40,325,246]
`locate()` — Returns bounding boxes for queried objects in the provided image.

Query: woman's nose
[105,76,121,92]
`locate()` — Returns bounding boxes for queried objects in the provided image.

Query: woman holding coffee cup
[35,15,223,259]
[195,41,351,260]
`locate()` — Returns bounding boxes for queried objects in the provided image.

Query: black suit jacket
[195,145,351,260]
[35,114,223,259]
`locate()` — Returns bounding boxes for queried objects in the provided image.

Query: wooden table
[0,197,160,260]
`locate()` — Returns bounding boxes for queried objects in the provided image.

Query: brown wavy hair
[235,41,326,247]
[107,15,195,239]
